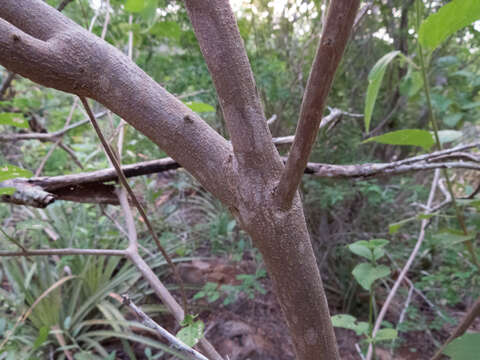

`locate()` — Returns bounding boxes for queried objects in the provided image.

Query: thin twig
[0,72,15,100]
[79,96,189,314]
[0,248,126,257]
[365,169,441,360]
[122,295,210,360]
[34,96,79,176]
[57,0,75,12]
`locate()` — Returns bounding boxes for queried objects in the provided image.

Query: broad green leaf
[33,326,50,350]
[125,0,145,12]
[431,93,452,113]
[433,230,476,248]
[184,101,215,113]
[0,113,28,128]
[452,70,474,79]
[436,130,462,144]
[0,187,16,195]
[457,199,480,208]
[363,129,435,151]
[352,263,390,290]
[419,0,480,52]
[368,239,389,249]
[372,328,398,343]
[348,242,371,261]
[443,333,480,360]
[331,314,369,336]
[461,101,480,110]
[176,320,204,347]
[436,56,459,67]
[180,314,197,327]
[400,70,422,98]
[443,113,463,127]
[140,0,158,23]
[0,164,33,182]
[389,217,412,234]
[349,239,388,262]
[364,51,401,133]
[372,248,385,262]
[149,21,182,40]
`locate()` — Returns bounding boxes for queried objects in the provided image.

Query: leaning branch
[185,0,280,173]
[275,0,360,209]
[122,295,210,360]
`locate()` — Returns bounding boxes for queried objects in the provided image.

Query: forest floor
[170,256,480,360]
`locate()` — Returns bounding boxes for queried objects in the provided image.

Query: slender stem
[415,0,480,270]
[122,295,210,360]
[369,288,375,360]
[79,96,189,314]
[0,248,126,257]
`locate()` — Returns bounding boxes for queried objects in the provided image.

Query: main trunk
[238,193,339,360]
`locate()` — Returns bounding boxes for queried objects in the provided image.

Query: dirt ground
[174,257,476,360]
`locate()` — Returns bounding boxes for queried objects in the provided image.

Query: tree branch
[275,0,360,209]
[184,0,281,175]
[122,295,210,360]
[3,143,480,207]
[0,0,238,209]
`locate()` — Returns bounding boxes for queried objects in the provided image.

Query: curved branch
[0,0,238,208]
[275,0,360,209]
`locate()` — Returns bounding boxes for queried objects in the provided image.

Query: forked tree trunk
[0,1,359,358]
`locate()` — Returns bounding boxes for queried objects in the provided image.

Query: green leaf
[348,239,388,262]
[140,0,158,23]
[433,230,476,248]
[443,113,463,127]
[436,130,462,144]
[331,314,369,336]
[372,328,398,343]
[352,263,390,290]
[461,101,480,110]
[176,320,204,347]
[33,326,50,350]
[0,113,28,128]
[364,51,401,133]
[180,314,197,327]
[149,21,182,40]
[125,0,145,12]
[0,164,33,182]
[0,187,16,195]
[443,333,480,360]
[368,239,389,249]
[419,0,480,52]
[400,70,423,98]
[363,129,435,151]
[184,101,215,113]
[348,242,372,261]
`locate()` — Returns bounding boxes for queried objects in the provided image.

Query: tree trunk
[0,1,359,358]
